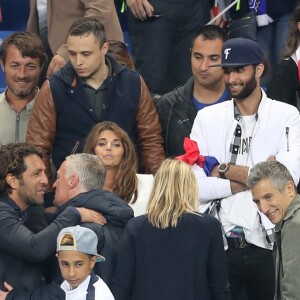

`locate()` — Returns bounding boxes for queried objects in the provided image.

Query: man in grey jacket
[0,143,103,290]
[248,160,300,300]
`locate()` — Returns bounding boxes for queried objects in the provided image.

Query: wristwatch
[218,163,230,179]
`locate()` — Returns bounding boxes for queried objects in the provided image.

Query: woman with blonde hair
[83,121,153,215]
[112,159,230,300]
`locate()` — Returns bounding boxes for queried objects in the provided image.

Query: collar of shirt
[77,58,113,90]
[4,196,28,223]
[233,101,259,121]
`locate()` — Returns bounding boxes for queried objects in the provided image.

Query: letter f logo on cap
[224,48,231,60]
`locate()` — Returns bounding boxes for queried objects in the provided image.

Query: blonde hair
[59,233,94,259]
[147,159,199,228]
[60,234,74,246]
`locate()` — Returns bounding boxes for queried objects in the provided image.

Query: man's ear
[101,42,109,55]
[68,174,79,189]
[256,64,264,78]
[6,174,19,190]
[285,180,296,198]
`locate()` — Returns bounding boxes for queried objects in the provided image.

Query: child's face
[57,250,96,289]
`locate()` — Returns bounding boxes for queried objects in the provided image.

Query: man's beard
[227,71,257,100]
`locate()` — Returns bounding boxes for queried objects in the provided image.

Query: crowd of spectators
[1,1,300,299]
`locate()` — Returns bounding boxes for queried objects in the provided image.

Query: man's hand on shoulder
[75,207,107,225]
[0,282,13,300]
[47,55,67,78]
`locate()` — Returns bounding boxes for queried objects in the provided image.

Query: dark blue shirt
[192,88,229,111]
[2,196,28,223]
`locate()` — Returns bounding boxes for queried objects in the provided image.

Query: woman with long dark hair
[83,121,153,216]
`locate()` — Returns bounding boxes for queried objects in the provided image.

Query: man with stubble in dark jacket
[0,143,104,291]
[155,25,229,157]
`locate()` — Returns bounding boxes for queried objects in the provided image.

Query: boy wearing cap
[0,226,114,300]
[190,38,300,300]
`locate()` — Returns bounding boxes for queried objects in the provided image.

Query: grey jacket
[274,194,300,299]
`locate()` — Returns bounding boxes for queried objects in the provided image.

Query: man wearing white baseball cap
[190,37,300,300]
[0,226,114,300]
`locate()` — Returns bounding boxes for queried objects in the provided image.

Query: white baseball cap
[57,225,105,263]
